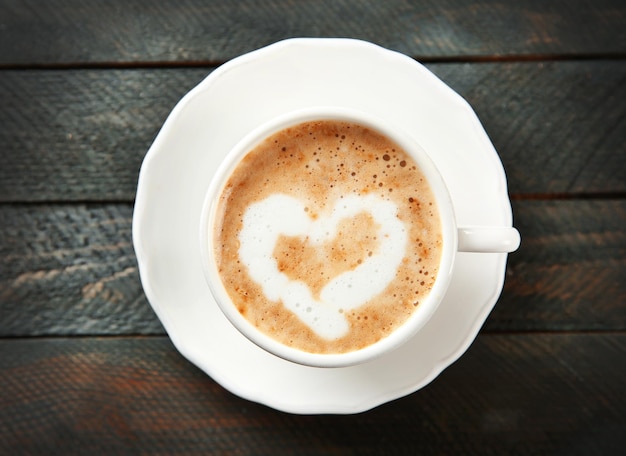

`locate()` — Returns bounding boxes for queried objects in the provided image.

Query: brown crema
[213,120,442,354]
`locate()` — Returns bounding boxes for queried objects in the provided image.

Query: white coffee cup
[199,107,520,368]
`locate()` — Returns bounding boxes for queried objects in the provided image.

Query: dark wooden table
[1,1,625,454]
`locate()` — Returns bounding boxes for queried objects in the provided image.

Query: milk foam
[238,193,408,339]
[215,119,443,354]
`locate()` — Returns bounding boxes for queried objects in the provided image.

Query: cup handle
[457,226,521,253]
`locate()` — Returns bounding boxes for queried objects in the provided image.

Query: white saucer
[133,38,514,414]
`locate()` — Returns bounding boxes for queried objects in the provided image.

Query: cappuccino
[212,120,442,354]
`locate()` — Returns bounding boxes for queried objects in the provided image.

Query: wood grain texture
[430,61,626,195]
[0,68,208,202]
[1,200,624,336]
[0,204,161,336]
[0,334,624,454]
[1,61,624,202]
[1,0,625,66]
[487,199,626,331]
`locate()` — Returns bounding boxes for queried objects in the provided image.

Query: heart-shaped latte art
[239,193,408,340]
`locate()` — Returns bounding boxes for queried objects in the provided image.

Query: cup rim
[199,106,458,368]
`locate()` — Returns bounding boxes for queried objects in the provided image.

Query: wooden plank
[486,199,626,331]
[0,68,209,202]
[0,204,162,336]
[0,334,624,454]
[430,61,626,196]
[1,200,625,336]
[1,61,624,203]
[0,0,624,66]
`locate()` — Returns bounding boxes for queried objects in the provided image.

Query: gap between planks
[0,52,625,71]
[1,330,625,342]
